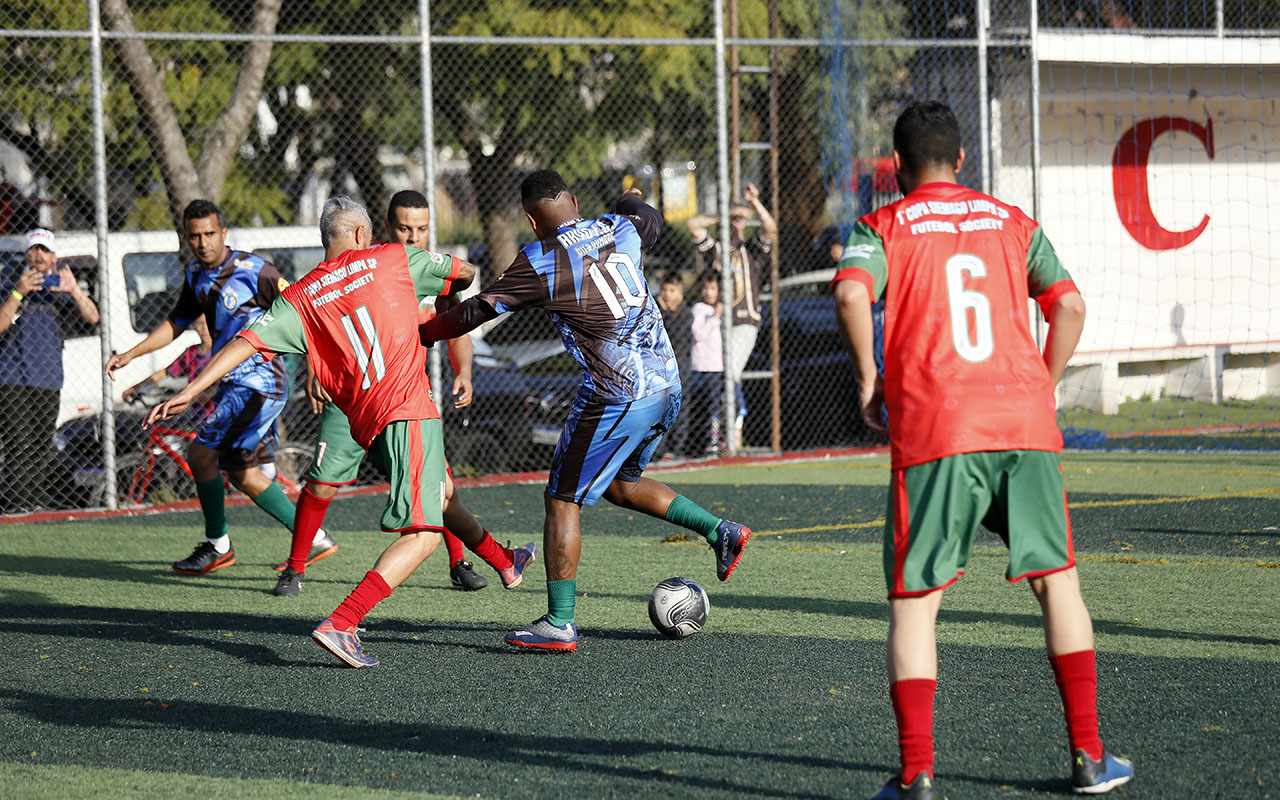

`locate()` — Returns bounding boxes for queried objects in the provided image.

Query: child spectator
[688,272,725,455]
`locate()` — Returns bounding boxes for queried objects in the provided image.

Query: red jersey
[833,182,1079,469]
[240,243,460,448]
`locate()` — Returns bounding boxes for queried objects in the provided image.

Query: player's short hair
[319,196,373,249]
[182,199,225,230]
[520,170,570,207]
[893,101,962,173]
[387,189,429,225]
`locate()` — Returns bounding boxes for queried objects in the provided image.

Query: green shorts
[884,450,1075,598]
[305,403,366,486]
[369,418,448,533]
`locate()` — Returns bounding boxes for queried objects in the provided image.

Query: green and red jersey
[239,243,462,449]
[833,182,1078,469]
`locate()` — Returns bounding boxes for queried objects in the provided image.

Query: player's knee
[306,481,338,501]
[603,480,635,508]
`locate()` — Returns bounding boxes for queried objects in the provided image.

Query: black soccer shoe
[450,559,489,591]
[173,541,235,575]
[869,773,938,800]
[272,567,303,597]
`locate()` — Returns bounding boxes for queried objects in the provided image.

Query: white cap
[25,228,56,252]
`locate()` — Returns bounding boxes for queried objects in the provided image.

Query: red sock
[443,529,466,567]
[890,678,936,784]
[330,570,392,630]
[467,529,512,572]
[288,487,332,573]
[1050,650,1103,760]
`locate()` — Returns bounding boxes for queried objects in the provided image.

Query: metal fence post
[976,0,992,195]
[89,0,116,510]
[713,0,737,455]
[419,0,444,400]
[1029,0,1045,348]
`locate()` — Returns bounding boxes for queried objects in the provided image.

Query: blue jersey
[478,210,679,403]
[168,249,287,399]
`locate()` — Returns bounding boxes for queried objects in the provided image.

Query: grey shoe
[272,567,303,596]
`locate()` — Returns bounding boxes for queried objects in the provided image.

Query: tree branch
[100,0,202,226]
[197,0,282,199]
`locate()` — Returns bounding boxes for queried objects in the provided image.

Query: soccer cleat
[272,530,338,571]
[173,541,235,575]
[504,615,578,652]
[450,559,489,590]
[869,773,939,800]
[311,618,379,668]
[1072,749,1133,794]
[712,519,751,581]
[498,541,538,590]
[272,567,303,596]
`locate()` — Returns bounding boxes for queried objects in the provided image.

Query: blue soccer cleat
[712,519,751,581]
[1072,749,1133,794]
[499,541,538,590]
[869,772,938,800]
[311,618,379,668]
[504,615,578,652]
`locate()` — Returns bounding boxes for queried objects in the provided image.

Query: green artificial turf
[1,453,1277,798]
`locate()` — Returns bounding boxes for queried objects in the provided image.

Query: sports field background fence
[1,0,1277,512]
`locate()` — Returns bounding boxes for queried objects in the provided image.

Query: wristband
[10,290,22,302]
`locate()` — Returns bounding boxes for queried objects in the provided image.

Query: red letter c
[1112,117,1214,251]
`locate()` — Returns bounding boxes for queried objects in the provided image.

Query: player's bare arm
[420,296,500,345]
[106,319,184,380]
[144,338,258,428]
[833,279,886,435]
[1042,291,1086,385]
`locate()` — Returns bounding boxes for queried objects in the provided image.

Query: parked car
[742,268,880,451]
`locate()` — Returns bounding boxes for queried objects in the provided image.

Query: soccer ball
[647,577,710,639]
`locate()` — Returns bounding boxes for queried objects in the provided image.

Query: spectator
[687,182,777,449]
[656,271,692,459]
[0,228,100,511]
[687,272,725,456]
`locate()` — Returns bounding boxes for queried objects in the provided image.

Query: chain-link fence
[1,0,1277,512]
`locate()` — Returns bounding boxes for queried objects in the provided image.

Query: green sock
[546,579,577,626]
[195,477,228,540]
[664,495,724,543]
[252,482,297,531]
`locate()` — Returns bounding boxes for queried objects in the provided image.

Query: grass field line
[1070,486,1280,507]
[1078,553,1280,569]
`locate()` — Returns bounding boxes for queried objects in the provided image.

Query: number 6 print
[945,254,994,362]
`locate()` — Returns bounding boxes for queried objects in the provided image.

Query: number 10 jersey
[476,212,679,404]
[833,181,1080,470]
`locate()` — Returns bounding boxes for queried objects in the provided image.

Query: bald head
[520,169,579,238]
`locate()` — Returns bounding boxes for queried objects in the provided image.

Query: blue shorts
[196,383,285,471]
[547,387,680,506]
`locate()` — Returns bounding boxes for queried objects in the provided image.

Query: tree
[101,0,281,236]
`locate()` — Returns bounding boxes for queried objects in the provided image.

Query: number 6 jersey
[833,181,1080,470]
[237,243,463,449]
[476,206,679,404]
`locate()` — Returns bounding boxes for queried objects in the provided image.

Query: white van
[0,225,323,425]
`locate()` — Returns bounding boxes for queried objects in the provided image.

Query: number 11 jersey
[238,243,462,449]
[834,181,1080,470]
[477,212,679,404]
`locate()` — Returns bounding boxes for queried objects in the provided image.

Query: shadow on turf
[0,554,287,592]
[0,687,1074,797]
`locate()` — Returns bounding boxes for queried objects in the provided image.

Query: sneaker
[173,541,235,575]
[712,519,751,581]
[869,773,938,800]
[504,615,578,652]
[498,541,538,590]
[450,559,489,590]
[311,618,379,668]
[272,567,303,596]
[1072,749,1133,794]
[272,530,338,571]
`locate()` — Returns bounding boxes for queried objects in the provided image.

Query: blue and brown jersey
[478,206,679,403]
[169,249,288,399]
